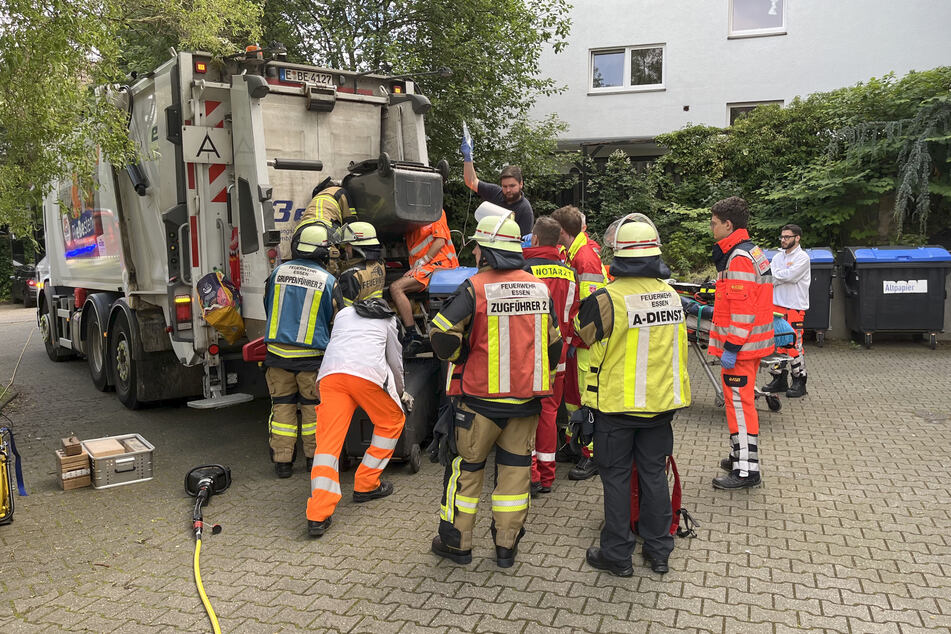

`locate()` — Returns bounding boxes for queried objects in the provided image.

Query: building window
[729,0,786,38]
[728,100,784,125]
[590,45,665,93]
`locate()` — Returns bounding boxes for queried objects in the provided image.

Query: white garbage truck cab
[39,48,445,410]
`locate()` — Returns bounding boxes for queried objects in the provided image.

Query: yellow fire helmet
[468,213,523,254]
[292,220,333,256]
[609,213,662,258]
[338,221,380,247]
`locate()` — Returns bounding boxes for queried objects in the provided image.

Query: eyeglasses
[779,235,796,240]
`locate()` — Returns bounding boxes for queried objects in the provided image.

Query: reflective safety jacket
[264,260,338,359]
[524,245,580,366]
[566,232,608,301]
[338,259,385,306]
[300,186,353,229]
[449,269,554,399]
[575,276,691,416]
[709,229,774,360]
[406,209,459,270]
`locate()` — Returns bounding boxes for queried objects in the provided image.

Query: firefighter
[523,216,580,497]
[428,214,562,568]
[300,178,354,231]
[763,224,810,398]
[263,221,342,478]
[551,205,609,481]
[389,209,459,356]
[574,213,691,576]
[707,197,773,489]
[336,221,386,306]
[305,298,409,537]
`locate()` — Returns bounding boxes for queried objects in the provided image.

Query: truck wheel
[86,310,112,392]
[109,312,141,409]
[408,443,422,473]
[40,300,72,362]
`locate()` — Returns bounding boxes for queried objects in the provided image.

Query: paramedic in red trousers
[305,298,409,537]
[574,214,691,576]
[551,205,609,481]
[523,216,580,497]
[763,224,810,398]
[707,197,774,489]
[263,221,342,478]
[428,214,562,568]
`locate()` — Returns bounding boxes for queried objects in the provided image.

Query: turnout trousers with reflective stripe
[772,305,806,377]
[266,367,318,463]
[532,371,564,487]
[593,413,674,565]
[439,403,538,550]
[306,373,405,522]
[721,357,760,476]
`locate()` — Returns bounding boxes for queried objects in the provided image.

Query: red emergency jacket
[524,245,580,367]
[709,229,775,360]
[566,232,608,300]
[450,268,554,399]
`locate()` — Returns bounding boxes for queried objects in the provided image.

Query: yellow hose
[193,538,222,634]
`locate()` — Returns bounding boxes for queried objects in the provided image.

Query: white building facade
[532,0,951,159]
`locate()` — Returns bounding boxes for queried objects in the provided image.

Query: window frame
[727,100,784,126]
[728,0,787,39]
[588,43,666,95]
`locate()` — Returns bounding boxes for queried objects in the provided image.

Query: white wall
[533,0,951,145]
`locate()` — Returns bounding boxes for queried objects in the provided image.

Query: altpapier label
[883,280,927,294]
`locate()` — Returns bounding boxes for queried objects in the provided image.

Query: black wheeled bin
[763,247,836,346]
[839,246,951,349]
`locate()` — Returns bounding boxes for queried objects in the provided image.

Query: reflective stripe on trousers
[721,357,760,476]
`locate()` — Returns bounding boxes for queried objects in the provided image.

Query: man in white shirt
[763,224,811,398]
[304,298,411,537]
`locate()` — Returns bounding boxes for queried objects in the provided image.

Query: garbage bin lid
[846,246,951,264]
[763,247,835,264]
[428,266,478,295]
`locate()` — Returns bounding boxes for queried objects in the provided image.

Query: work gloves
[427,401,459,466]
[400,391,415,413]
[565,406,596,453]
[460,136,473,162]
[720,349,737,370]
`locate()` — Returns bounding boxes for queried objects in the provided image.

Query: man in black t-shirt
[462,137,534,235]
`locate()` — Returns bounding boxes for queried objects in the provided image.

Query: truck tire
[86,309,112,392]
[40,299,72,362]
[109,312,141,409]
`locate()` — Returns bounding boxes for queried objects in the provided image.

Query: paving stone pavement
[1,305,950,633]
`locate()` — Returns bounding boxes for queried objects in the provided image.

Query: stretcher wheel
[930,333,937,350]
[408,443,422,473]
[864,332,872,349]
[816,331,825,347]
[766,395,781,412]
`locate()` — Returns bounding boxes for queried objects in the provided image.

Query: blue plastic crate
[428,267,477,295]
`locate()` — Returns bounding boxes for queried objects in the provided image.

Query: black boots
[762,370,788,393]
[568,456,598,481]
[353,480,394,503]
[275,462,293,478]
[585,547,634,577]
[712,471,762,489]
[308,516,332,537]
[431,536,472,564]
[786,375,807,398]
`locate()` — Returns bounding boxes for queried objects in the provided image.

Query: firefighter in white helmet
[573,214,691,576]
[428,214,562,568]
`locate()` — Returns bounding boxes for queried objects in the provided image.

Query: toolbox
[81,434,154,489]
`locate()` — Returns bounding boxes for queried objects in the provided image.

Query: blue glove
[460,136,473,162]
[720,349,737,370]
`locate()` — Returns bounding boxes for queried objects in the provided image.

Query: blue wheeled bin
[765,247,836,346]
[839,246,951,349]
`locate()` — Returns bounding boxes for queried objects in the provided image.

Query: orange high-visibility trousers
[774,305,806,377]
[306,373,405,522]
[721,357,760,477]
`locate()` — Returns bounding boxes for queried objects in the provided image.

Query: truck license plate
[278,68,335,87]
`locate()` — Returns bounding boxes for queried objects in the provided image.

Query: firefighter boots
[308,516,332,538]
[712,471,762,489]
[568,456,598,481]
[494,527,526,569]
[431,536,472,564]
[353,479,394,503]
[786,375,807,398]
[275,462,293,478]
[762,370,788,393]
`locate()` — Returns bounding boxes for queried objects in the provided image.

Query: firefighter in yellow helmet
[300,178,354,230]
[573,213,691,577]
[428,214,562,568]
[263,220,343,478]
[336,221,386,306]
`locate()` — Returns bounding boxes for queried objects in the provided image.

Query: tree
[0,0,262,234]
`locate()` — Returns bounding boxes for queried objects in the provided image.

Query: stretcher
[676,283,792,413]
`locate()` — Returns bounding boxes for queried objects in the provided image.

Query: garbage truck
[38,47,451,425]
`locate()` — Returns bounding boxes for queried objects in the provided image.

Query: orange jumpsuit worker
[708,197,774,490]
[305,298,409,537]
[551,205,608,481]
[389,209,459,356]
